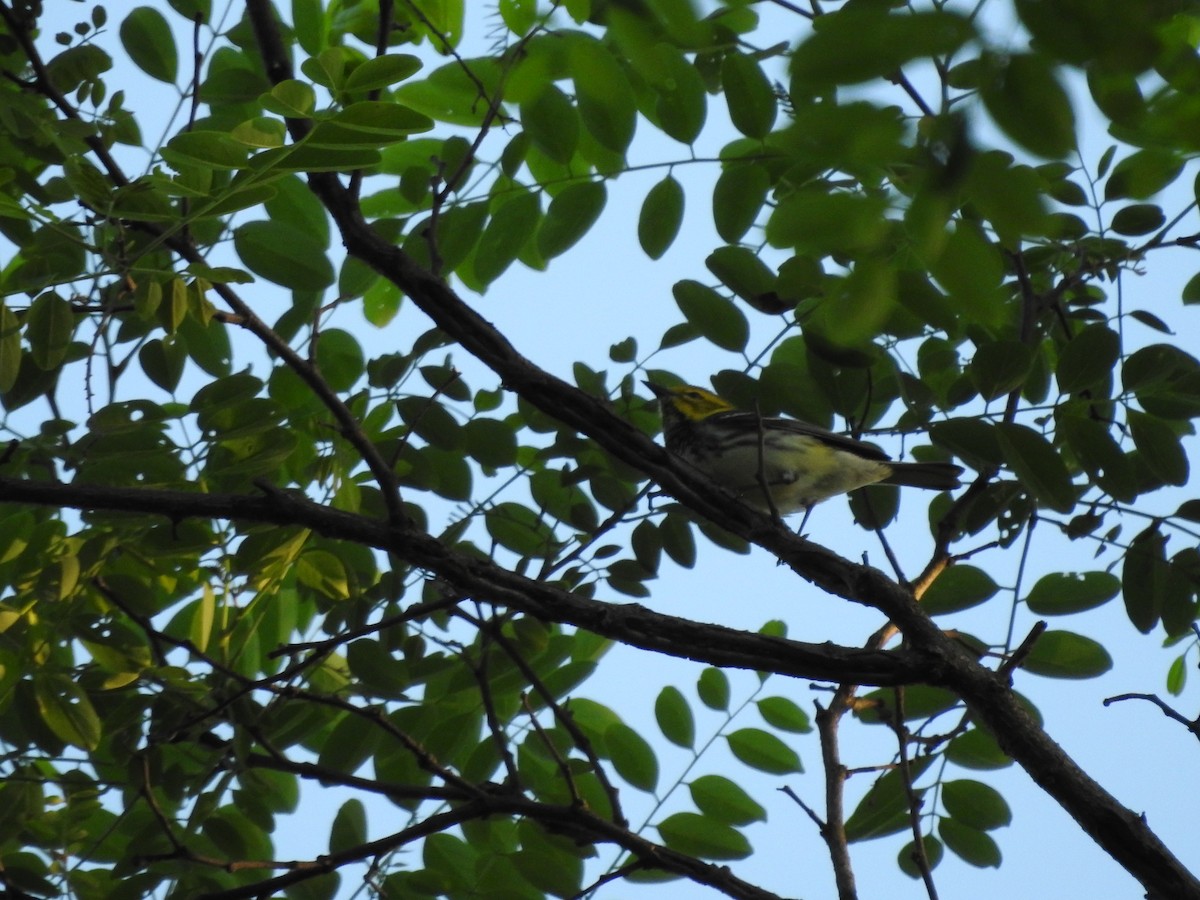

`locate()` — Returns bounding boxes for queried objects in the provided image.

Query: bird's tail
[882,461,964,491]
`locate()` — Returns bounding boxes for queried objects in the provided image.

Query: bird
[646,381,963,517]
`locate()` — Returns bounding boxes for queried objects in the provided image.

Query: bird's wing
[710,411,893,462]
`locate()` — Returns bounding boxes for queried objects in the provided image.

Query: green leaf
[1022,630,1113,679]
[262,79,317,117]
[1128,410,1189,486]
[940,818,1001,868]
[638,175,685,260]
[1056,413,1136,502]
[1164,548,1200,637]
[672,280,748,352]
[756,696,810,733]
[1016,0,1175,71]
[1183,271,1200,306]
[511,824,585,897]
[570,37,636,153]
[713,164,769,243]
[253,144,382,174]
[696,666,729,711]
[307,103,434,148]
[486,502,559,558]
[981,53,1075,158]
[426,201,489,277]
[318,713,382,775]
[120,7,177,83]
[464,418,517,469]
[33,674,101,750]
[537,181,606,260]
[393,59,503,126]
[845,758,934,841]
[204,806,272,860]
[946,727,1012,770]
[722,51,776,138]
[1122,344,1200,418]
[766,190,889,255]
[1057,324,1120,394]
[706,246,777,310]
[292,0,326,54]
[474,189,540,286]
[329,799,367,855]
[230,116,286,149]
[345,54,423,91]
[1168,654,1188,696]
[297,550,351,601]
[160,132,249,171]
[791,10,974,85]
[347,639,409,697]
[521,84,580,164]
[45,44,112,94]
[1123,526,1167,633]
[606,722,658,792]
[660,513,696,568]
[921,565,1000,615]
[314,329,364,392]
[726,727,802,774]
[139,338,186,393]
[24,292,75,371]
[689,774,767,826]
[857,685,960,724]
[655,685,695,749]
[1111,203,1165,236]
[499,0,539,34]
[233,220,335,290]
[652,45,707,144]
[1025,572,1120,615]
[0,302,20,393]
[1105,149,1183,200]
[423,833,477,890]
[942,780,1012,831]
[968,341,1033,401]
[898,835,944,880]
[929,223,1005,326]
[657,812,751,860]
[995,423,1076,513]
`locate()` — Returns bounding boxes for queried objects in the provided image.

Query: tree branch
[0,475,927,688]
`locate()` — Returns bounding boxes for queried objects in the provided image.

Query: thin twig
[1103,693,1200,741]
[891,688,939,900]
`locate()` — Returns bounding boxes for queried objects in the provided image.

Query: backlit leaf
[638,175,684,260]
[120,7,176,83]
[1025,572,1120,615]
[658,812,751,860]
[726,728,802,774]
[940,818,1001,868]
[606,722,658,791]
[655,685,695,749]
[537,181,606,259]
[672,280,748,352]
[921,566,1000,615]
[995,423,1076,513]
[722,51,776,138]
[1022,630,1112,679]
[689,774,766,826]
[34,674,100,750]
[233,220,335,289]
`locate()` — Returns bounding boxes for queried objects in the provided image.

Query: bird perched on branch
[647,381,962,517]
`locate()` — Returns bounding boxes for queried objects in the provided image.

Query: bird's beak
[644,380,669,399]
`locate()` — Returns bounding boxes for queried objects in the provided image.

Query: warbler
[647,381,963,516]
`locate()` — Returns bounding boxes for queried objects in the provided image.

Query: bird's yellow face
[654,385,735,422]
